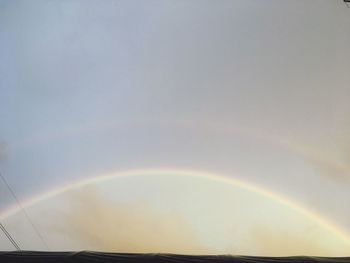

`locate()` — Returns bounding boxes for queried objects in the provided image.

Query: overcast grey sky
[1,0,350,254]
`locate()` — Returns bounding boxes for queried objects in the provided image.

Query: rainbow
[10,119,350,189]
[11,118,350,181]
[1,168,350,246]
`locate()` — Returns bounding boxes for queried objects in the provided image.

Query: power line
[0,222,21,250]
[0,172,50,250]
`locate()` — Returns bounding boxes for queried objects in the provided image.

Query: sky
[1,0,350,256]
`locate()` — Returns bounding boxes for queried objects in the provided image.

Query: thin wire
[0,222,21,250]
[0,172,50,250]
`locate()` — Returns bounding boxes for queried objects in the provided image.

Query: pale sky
[1,0,350,255]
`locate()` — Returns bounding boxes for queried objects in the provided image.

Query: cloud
[245,225,332,256]
[42,184,350,256]
[52,186,211,254]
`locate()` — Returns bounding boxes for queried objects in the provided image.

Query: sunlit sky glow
[1,0,350,256]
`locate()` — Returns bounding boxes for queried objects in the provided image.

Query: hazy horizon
[1,0,350,255]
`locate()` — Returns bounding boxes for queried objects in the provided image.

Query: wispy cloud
[53,186,211,254]
[246,225,331,256]
[46,185,350,256]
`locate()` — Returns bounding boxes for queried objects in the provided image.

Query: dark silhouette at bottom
[0,252,349,263]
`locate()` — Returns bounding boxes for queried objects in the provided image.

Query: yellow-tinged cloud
[52,186,210,254]
[247,225,331,256]
[43,180,350,256]
[3,169,350,255]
